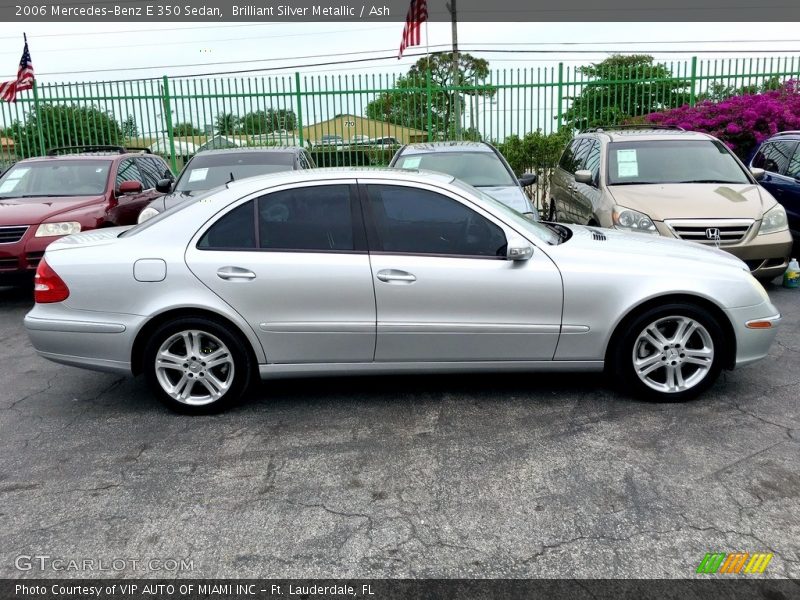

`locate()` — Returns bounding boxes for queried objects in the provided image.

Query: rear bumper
[725,301,781,368]
[24,306,144,376]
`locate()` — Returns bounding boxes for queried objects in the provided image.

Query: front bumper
[24,304,146,375]
[0,228,57,277]
[725,301,781,368]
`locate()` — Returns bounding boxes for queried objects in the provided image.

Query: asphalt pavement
[1,283,798,579]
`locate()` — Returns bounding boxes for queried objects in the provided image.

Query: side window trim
[358,181,509,260]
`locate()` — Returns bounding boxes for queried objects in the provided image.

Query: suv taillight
[34,258,69,303]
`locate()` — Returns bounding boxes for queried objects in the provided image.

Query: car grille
[0,257,19,270]
[0,226,28,244]
[664,219,754,246]
[26,251,44,268]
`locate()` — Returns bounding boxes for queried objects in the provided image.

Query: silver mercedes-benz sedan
[25,169,780,414]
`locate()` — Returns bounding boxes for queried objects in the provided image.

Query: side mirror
[750,167,766,181]
[518,172,537,187]
[506,238,533,261]
[155,178,173,193]
[574,169,594,185]
[118,180,143,195]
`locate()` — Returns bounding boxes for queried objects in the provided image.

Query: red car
[0,146,171,282]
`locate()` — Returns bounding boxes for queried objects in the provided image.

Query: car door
[110,158,152,225]
[782,145,800,237]
[184,181,376,364]
[361,181,563,362]
[572,139,603,224]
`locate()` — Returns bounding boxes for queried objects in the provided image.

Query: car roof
[764,131,800,141]
[581,129,715,142]
[19,153,136,163]
[194,146,305,155]
[400,141,494,154]
[225,166,455,193]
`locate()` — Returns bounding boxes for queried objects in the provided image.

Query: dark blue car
[750,131,800,243]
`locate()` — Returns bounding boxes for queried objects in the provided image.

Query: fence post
[556,62,564,131]
[689,56,698,107]
[31,79,46,157]
[161,75,178,173]
[294,72,304,147]
[426,68,433,142]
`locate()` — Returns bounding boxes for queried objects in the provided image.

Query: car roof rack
[770,130,800,137]
[47,145,126,156]
[580,124,686,133]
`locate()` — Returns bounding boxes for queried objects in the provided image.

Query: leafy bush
[644,80,800,159]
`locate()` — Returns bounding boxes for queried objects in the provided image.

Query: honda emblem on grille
[705,227,721,248]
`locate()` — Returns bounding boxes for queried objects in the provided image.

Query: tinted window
[558,139,583,173]
[0,159,111,197]
[606,140,750,185]
[752,141,797,174]
[175,152,296,192]
[367,185,507,257]
[115,158,144,188]
[258,185,354,251]
[394,151,516,187]
[788,145,800,179]
[572,139,592,171]
[136,157,170,189]
[198,201,256,249]
[584,141,601,180]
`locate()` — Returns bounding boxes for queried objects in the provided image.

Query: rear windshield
[175,152,295,192]
[0,160,111,198]
[395,151,516,187]
[607,140,751,185]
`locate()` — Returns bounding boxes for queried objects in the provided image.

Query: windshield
[607,140,751,185]
[0,160,111,198]
[175,152,295,192]
[449,179,559,245]
[396,152,517,187]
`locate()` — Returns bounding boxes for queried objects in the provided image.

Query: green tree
[240,109,297,135]
[697,76,784,103]
[10,104,123,157]
[173,121,201,136]
[366,52,493,139]
[562,55,690,130]
[121,115,139,138]
[215,112,239,135]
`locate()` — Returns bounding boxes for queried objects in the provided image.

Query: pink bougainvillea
[644,80,800,158]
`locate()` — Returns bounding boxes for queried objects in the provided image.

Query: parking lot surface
[1,283,799,579]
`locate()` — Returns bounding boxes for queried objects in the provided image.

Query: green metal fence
[2,55,799,173]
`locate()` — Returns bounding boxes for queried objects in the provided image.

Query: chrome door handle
[217,266,256,281]
[376,269,416,283]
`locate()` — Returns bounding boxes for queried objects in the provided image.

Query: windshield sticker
[0,179,19,193]
[7,167,29,179]
[402,157,422,169]
[188,168,209,183]
[616,149,639,177]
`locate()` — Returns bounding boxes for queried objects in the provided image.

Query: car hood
[479,186,532,213]
[0,195,104,225]
[563,224,748,270]
[606,183,773,221]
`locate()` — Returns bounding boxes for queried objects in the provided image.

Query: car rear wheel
[612,304,725,402]
[143,317,252,414]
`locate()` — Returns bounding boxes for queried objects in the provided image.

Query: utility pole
[446,0,460,140]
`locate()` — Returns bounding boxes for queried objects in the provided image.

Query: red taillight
[34,258,70,303]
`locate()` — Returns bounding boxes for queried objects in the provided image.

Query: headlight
[612,205,657,234]
[35,222,81,237]
[758,204,788,235]
[137,206,160,224]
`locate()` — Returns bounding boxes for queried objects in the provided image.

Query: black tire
[610,303,726,402]
[548,198,557,221]
[143,317,253,414]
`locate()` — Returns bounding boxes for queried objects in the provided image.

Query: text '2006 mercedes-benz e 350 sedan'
[25,169,781,414]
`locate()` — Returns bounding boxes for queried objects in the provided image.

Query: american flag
[0,37,34,103]
[398,0,428,59]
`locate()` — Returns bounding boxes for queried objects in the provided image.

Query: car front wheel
[143,317,252,414]
[612,304,725,402]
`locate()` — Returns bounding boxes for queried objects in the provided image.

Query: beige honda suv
[549,127,792,280]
